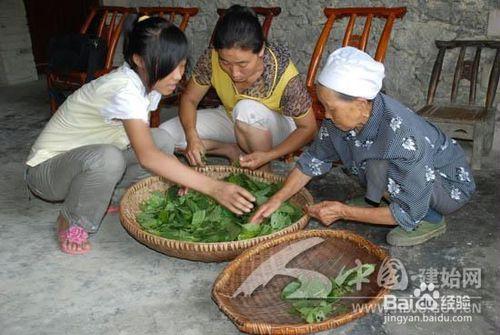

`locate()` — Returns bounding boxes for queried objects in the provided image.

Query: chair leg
[471,124,484,170]
[482,116,496,155]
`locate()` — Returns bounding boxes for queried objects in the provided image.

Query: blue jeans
[422,207,443,223]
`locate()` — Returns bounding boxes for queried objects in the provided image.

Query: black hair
[123,16,188,89]
[213,5,265,53]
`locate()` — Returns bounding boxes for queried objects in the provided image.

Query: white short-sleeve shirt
[100,63,161,124]
[27,63,162,167]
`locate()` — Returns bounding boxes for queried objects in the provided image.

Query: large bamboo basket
[120,165,314,262]
[212,229,390,334]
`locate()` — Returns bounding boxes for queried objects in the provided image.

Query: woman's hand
[185,136,206,166]
[177,187,189,196]
[239,151,272,170]
[249,197,283,224]
[306,201,347,226]
[209,181,255,215]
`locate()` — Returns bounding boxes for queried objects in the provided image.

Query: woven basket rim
[212,229,390,334]
[119,165,314,260]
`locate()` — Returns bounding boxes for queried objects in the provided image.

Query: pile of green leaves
[136,173,303,242]
[281,262,375,324]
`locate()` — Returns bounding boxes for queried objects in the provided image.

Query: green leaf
[137,173,299,243]
[237,223,262,240]
[270,212,290,230]
[305,311,316,324]
[259,224,273,236]
[282,280,301,299]
[282,260,376,324]
[191,210,206,226]
[285,277,331,300]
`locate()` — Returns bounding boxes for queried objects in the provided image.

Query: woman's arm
[179,79,211,166]
[250,167,312,223]
[123,119,255,215]
[307,201,397,226]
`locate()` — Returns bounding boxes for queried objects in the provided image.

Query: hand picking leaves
[137,173,303,242]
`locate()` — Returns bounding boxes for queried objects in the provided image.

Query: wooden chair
[417,40,500,170]
[196,7,282,110]
[137,7,199,32]
[46,6,133,113]
[306,7,407,120]
[138,7,200,128]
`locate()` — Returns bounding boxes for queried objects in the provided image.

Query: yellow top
[209,47,299,117]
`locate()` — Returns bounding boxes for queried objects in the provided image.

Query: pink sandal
[58,225,90,255]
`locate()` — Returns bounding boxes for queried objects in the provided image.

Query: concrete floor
[0,79,498,335]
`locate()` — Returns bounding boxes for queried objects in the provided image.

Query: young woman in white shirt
[26,17,255,255]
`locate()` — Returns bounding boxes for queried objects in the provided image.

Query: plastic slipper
[58,225,90,255]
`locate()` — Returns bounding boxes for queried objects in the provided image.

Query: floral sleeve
[386,132,436,230]
[296,120,339,177]
[191,48,212,86]
[280,75,312,118]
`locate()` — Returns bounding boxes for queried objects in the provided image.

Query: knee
[85,144,126,175]
[150,128,175,154]
[158,117,184,146]
[233,99,272,130]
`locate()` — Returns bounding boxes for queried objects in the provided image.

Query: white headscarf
[317,47,385,100]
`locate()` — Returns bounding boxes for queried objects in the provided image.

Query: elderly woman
[251,47,476,246]
[159,5,316,171]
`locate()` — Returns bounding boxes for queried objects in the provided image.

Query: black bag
[47,33,107,83]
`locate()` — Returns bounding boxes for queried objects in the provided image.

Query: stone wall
[105,0,498,110]
[0,0,38,86]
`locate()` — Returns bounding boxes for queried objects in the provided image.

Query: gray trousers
[364,160,463,218]
[26,129,175,233]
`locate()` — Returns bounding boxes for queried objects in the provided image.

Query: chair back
[426,40,500,109]
[80,6,133,71]
[306,7,407,119]
[137,7,199,32]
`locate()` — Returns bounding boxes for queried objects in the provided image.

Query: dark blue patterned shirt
[297,93,476,230]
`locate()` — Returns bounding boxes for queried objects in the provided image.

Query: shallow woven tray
[212,229,390,334]
[120,165,314,262]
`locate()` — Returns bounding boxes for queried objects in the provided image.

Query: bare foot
[57,214,91,255]
[225,144,244,165]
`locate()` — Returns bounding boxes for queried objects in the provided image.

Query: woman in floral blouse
[251,47,476,246]
[159,5,316,171]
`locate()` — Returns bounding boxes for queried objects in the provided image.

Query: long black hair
[213,5,265,53]
[123,16,188,89]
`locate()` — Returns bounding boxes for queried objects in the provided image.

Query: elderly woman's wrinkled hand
[306,201,346,226]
